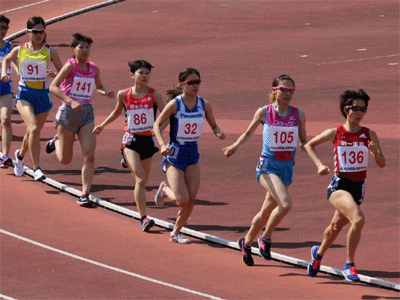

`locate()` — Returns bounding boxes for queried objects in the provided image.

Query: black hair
[71,33,93,48]
[339,89,370,118]
[27,16,45,29]
[0,15,10,25]
[165,67,201,101]
[128,60,154,74]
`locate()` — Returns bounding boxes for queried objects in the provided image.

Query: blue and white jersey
[0,40,12,76]
[169,95,206,145]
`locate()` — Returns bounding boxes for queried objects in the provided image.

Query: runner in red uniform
[93,60,164,231]
[304,89,386,282]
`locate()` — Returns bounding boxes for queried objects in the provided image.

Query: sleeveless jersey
[60,58,98,105]
[261,104,300,161]
[0,40,12,76]
[124,87,157,136]
[169,95,206,145]
[333,125,370,182]
[18,43,51,89]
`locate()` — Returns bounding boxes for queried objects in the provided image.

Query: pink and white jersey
[333,125,370,182]
[60,58,97,105]
[261,104,300,161]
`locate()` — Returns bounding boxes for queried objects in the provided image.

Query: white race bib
[126,108,154,133]
[268,126,298,151]
[337,145,368,172]
[70,77,95,100]
[176,116,204,142]
[21,60,46,81]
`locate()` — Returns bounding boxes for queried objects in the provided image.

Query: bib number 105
[273,131,294,144]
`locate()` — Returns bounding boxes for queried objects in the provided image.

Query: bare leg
[77,123,96,195]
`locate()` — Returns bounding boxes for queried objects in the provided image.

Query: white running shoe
[170,232,190,244]
[155,181,168,207]
[14,149,24,177]
[34,168,46,181]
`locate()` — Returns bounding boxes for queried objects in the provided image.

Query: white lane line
[0,0,50,13]
[0,294,17,300]
[0,229,223,300]
[317,54,400,66]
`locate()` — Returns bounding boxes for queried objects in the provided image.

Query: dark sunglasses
[347,106,367,113]
[28,29,45,35]
[0,26,9,30]
[272,85,295,94]
[181,79,201,85]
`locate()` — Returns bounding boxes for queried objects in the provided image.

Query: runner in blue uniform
[153,67,225,244]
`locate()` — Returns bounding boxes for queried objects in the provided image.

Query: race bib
[21,60,47,81]
[268,126,298,151]
[0,56,11,75]
[126,108,154,133]
[70,77,95,100]
[176,117,204,142]
[337,145,368,172]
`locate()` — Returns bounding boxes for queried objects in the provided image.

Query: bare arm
[298,109,307,151]
[223,106,265,158]
[204,100,225,140]
[304,128,336,175]
[1,47,18,82]
[94,67,114,98]
[93,90,125,134]
[368,129,386,168]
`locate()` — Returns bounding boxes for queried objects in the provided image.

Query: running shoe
[77,194,91,207]
[121,152,128,168]
[1,155,13,169]
[258,237,271,260]
[34,168,46,181]
[14,149,24,177]
[342,263,360,282]
[307,245,323,277]
[46,134,58,154]
[141,217,155,232]
[238,238,254,266]
[170,232,190,244]
[155,181,167,207]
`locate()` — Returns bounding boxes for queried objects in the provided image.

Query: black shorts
[327,174,365,205]
[122,132,159,161]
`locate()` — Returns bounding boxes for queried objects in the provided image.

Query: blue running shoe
[307,245,322,277]
[141,217,155,232]
[77,194,91,207]
[342,263,360,282]
[238,238,254,266]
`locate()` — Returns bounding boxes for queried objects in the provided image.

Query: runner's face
[0,22,9,40]
[133,68,151,85]
[181,73,201,96]
[273,79,295,105]
[28,24,46,45]
[347,99,366,124]
[74,42,91,60]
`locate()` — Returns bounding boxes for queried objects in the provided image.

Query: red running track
[1,0,399,299]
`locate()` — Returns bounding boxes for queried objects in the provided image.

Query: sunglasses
[181,79,201,85]
[272,85,296,94]
[0,26,9,30]
[28,29,45,35]
[347,106,367,113]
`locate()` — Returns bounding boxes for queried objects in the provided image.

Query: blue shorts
[327,174,365,205]
[255,156,294,186]
[55,104,94,133]
[0,81,12,96]
[122,133,159,161]
[162,142,200,172]
[16,85,52,115]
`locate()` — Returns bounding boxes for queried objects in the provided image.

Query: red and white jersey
[333,125,370,182]
[124,87,157,136]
